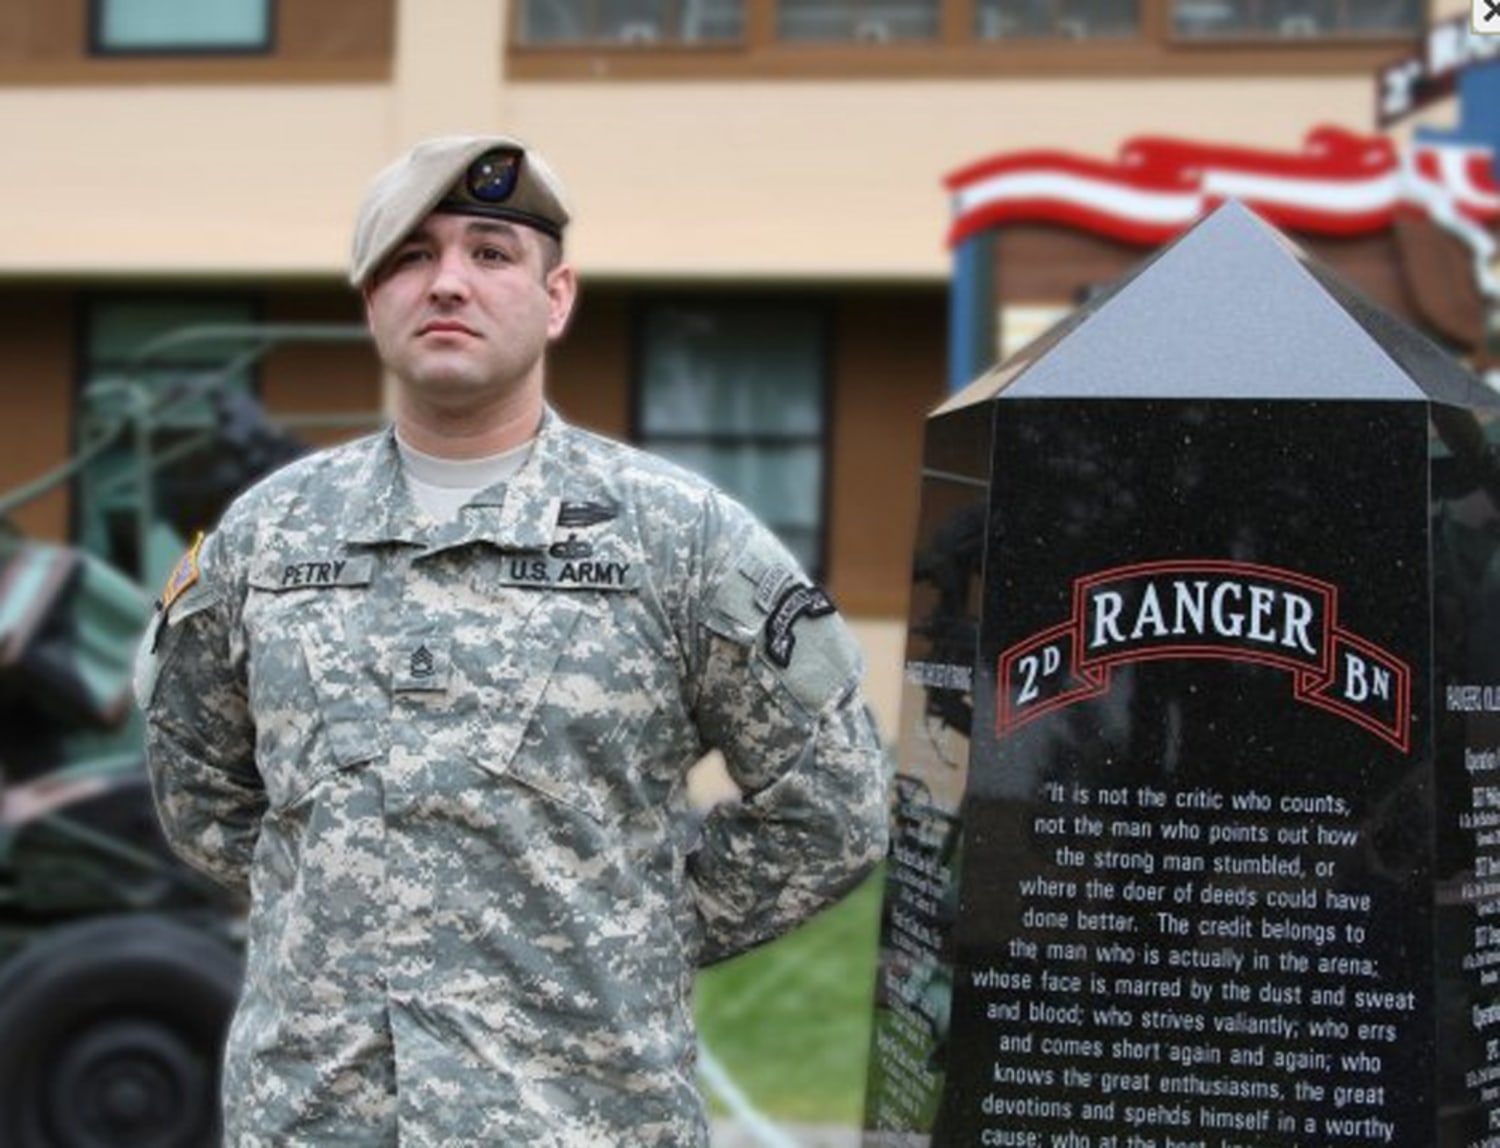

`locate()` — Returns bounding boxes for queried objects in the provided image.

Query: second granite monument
[864,202,1500,1147]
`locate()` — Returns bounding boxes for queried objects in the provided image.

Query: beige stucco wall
[0,86,390,276]
[514,76,1386,280]
[0,0,1476,282]
[0,68,1402,283]
[0,0,1479,745]
[850,618,908,745]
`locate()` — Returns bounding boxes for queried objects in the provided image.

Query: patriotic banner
[948,125,1500,248]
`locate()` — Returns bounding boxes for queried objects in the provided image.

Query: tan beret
[348,135,571,288]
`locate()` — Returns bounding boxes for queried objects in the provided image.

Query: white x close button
[1476,0,1500,34]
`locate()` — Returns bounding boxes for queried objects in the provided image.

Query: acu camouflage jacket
[136,413,890,1147]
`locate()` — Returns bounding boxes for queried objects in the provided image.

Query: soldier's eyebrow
[402,219,522,245]
[461,220,524,244]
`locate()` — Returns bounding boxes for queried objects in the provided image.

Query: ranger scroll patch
[764,582,836,669]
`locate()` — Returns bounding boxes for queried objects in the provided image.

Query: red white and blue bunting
[947,125,1500,248]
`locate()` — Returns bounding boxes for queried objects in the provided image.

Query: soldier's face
[363,213,575,406]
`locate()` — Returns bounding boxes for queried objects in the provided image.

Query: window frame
[78,292,266,391]
[88,0,277,57]
[507,0,1421,79]
[974,0,1144,41]
[516,0,746,47]
[629,293,835,582]
[775,0,944,45]
[1166,0,1425,43]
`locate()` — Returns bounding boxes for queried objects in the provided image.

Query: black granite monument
[863,201,1500,1147]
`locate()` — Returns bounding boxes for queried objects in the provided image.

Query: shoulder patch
[764,582,836,669]
[745,558,797,615]
[705,529,862,713]
[159,532,204,611]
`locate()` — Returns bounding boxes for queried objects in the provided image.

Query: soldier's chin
[404,366,499,400]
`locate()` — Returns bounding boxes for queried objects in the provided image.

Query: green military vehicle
[0,325,369,1147]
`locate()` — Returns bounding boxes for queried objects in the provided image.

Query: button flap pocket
[324,717,386,770]
[293,618,388,771]
[474,596,605,821]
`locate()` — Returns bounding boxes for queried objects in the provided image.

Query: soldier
[134,134,890,1146]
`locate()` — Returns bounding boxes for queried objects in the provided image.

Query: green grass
[694,866,886,1125]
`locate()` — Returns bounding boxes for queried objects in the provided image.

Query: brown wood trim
[505,0,1419,80]
[744,0,778,51]
[507,35,1409,82]
[937,0,971,49]
[0,58,391,85]
[0,0,394,86]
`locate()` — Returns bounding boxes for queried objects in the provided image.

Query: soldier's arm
[134,531,262,896]
[685,497,890,965]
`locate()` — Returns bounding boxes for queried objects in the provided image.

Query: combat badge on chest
[499,499,641,592]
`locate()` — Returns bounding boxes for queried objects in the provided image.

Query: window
[976,0,1139,40]
[778,0,938,42]
[636,301,828,577]
[517,0,742,44]
[511,0,1414,68]
[1171,0,1421,38]
[85,297,259,402]
[91,0,273,54]
[79,296,260,575]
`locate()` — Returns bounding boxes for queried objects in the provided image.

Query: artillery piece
[0,324,371,1147]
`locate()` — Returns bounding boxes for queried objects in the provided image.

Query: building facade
[0,0,1491,733]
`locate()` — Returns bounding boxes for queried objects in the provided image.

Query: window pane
[1172,0,1419,37]
[96,0,270,50]
[519,0,583,42]
[681,0,745,40]
[517,0,742,43]
[777,0,939,41]
[977,0,1138,39]
[87,298,259,432]
[640,306,822,436]
[90,299,260,367]
[637,301,827,575]
[599,0,670,41]
[1343,0,1421,32]
[652,442,823,529]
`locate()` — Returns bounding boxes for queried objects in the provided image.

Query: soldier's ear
[545,262,578,341]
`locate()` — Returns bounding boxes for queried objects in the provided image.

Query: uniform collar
[339,410,566,552]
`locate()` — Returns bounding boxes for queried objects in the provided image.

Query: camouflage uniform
[136,411,890,1147]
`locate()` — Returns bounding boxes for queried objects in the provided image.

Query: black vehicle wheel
[0,914,241,1148]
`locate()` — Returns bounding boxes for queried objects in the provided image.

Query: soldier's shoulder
[554,422,751,533]
[558,423,714,495]
[550,426,791,616]
[216,433,382,532]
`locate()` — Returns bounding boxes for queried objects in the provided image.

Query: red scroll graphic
[997,560,1411,752]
